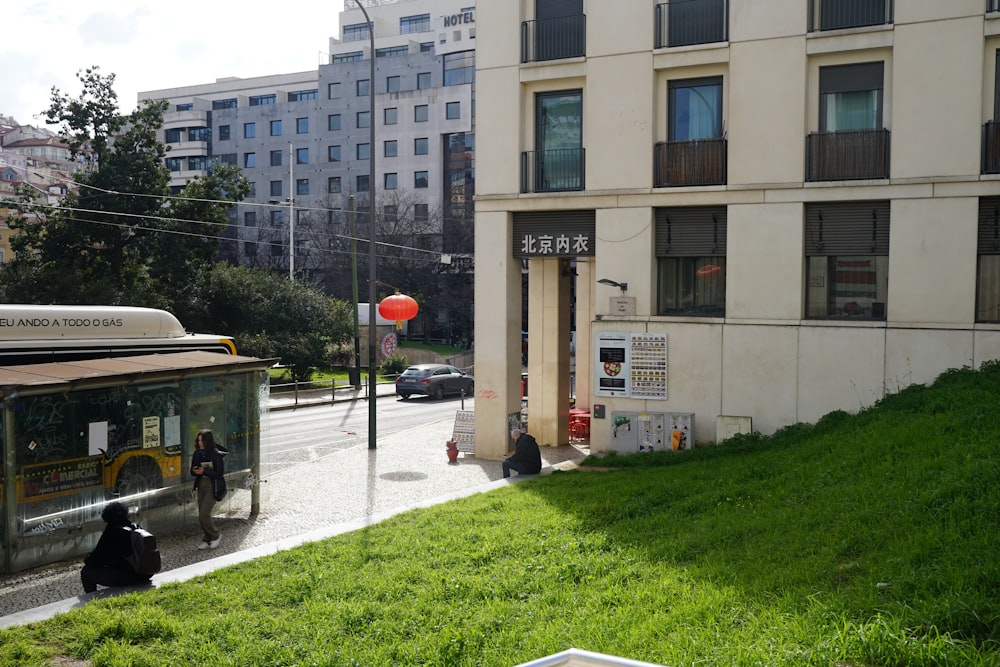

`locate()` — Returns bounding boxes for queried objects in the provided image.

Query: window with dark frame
[655,207,727,317]
[218,125,231,140]
[296,117,309,134]
[819,61,883,131]
[328,176,341,193]
[328,145,342,162]
[296,147,309,164]
[384,140,398,157]
[357,143,370,160]
[328,114,341,131]
[270,180,282,197]
[417,72,431,89]
[446,101,461,119]
[296,178,309,196]
[415,104,429,122]
[415,170,429,188]
[270,150,282,166]
[270,119,282,136]
[804,201,889,320]
[977,197,1000,322]
[244,122,256,138]
[385,173,398,190]
[357,79,370,96]
[357,174,370,192]
[387,76,400,93]
[384,107,398,125]
[328,82,342,99]
[414,137,429,155]
[244,152,256,167]
[357,111,370,128]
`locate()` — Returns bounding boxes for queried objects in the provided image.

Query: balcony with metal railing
[654,139,727,187]
[520,149,585,193]
[521,15,586,63]
[805,129,890,181]
[654,0,728,49]
[808,0,892,32]
[991,0,1000,13]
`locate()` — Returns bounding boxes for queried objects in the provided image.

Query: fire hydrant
[446,440,459,463]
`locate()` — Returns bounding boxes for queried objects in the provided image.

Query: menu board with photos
[629,333,668,399]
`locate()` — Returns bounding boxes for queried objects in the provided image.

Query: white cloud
[2,1,342,127]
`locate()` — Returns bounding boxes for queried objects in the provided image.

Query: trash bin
[348,367,361,387]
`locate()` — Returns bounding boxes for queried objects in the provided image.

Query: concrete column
[473,211,522,460]
[574,259,594,412]
[526,258,571,446]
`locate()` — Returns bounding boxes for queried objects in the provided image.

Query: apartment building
[472,0,1000,459]
[139,0,475,310]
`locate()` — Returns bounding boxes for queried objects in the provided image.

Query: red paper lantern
[378,292,419,330]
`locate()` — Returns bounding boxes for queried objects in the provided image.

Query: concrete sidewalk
[0,391,588,628]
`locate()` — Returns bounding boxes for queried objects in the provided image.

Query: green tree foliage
[0,67,248,309]
[188,264,354,381]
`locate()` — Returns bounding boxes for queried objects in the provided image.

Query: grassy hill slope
[2,364,998,666]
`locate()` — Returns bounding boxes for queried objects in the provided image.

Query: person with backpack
[190,428,226,550]
[80,501,154,593]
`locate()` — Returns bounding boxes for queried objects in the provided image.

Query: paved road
[0,387,588,621]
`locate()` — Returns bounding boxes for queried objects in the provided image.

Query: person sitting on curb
[503,428,542,479]
[80,502,153,594]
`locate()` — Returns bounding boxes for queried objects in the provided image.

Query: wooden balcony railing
[654,139,727,187]
[805,129,890,181]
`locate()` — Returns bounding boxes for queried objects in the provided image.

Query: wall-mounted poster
[595,332,669,399]
[595,332,630,397]
[630,333,668,400]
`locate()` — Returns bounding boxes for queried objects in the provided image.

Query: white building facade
[139,0,475,285]
[473,0,1000,458]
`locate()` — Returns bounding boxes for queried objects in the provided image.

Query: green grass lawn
[3,365,999,665]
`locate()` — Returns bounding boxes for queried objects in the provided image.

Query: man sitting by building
[503,428,542,479]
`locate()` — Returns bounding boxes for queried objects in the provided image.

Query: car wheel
[433,384,445,400]
[466,381,474,396]
[398,393,411,400]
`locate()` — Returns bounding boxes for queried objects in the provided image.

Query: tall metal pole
[356,0,378,449]
[288,142,295,280]
[349,194,362,389]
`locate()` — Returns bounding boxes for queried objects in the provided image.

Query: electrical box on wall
[609,411,694,454]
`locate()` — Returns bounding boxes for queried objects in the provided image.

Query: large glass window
[213,98,238,109]
[804,201,889,320]
[533,90,583,191]
[288,89,317,102]
[444,51,475,86]
[669,77,723,140]
[250,94,276,106]
[343,22,371,41]
[165,128,182,143]
[218,125,231,141]
[977,197,1000,322]
[655,207,727,317]
[819,62,883,131]
[400,13,431,33]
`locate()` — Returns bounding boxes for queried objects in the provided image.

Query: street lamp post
[288,142,295,280]
[349,195,362,389]
[355,0,378,450]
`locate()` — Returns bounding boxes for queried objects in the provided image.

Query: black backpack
[126,525,162,576]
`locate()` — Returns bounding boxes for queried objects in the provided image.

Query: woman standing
[190,428,225,550]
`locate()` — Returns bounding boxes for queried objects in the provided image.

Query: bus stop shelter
[0,351,275,573]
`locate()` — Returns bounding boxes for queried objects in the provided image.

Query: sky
[3,1,345,128]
